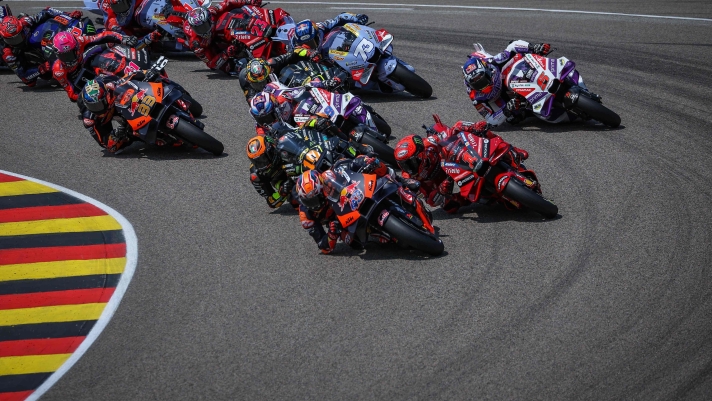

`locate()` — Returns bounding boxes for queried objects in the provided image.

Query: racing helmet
[246,135,279,173]
[0,16,25,47]
[293,19,317,49]
[53,31,80,67]
[82,78,112,115]
[394,135,425,176]
[296,170,325,210]
[245,58,272,91]
[108,0,132,15]
[249,92,280,126]
[462,57,501,94]
[186,7,212,38]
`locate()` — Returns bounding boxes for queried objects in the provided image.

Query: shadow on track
[495,118,626,133]
[431,203,562,223]
[102,143,229,160]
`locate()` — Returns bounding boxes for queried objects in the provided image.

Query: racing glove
[278,179,294,198]
[529,42,552,56]
[266,192,286,208]
[504,98,523,116]
[122,36,138,47]
[68,10,83,19]
[427,190,446,207]
[402,178,420,191]
[323,77,343,92]
[38,61,51,75]
[355,14,369,25]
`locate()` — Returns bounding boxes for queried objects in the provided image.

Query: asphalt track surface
[2,1,712,399]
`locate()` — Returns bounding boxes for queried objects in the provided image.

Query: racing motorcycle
[71,44,203,117]
[427,115,557,218]
[160,1,293,59]
[113,58,223,155]
[472,43,620,127]
[276,127,359,177]
[83,0,206,53]
[267,80,396,165]
[320,23,432,98]
[323,160,443,255]
[0,6,97,72]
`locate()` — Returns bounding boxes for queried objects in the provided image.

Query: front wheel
[575,95,620,127]
[383,215,444,255]
[387,63,433,99]
[502,180,558,218]
[172,118,224,156]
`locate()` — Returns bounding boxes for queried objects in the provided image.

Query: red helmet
[394,135,425,176]
[1,16,26,47]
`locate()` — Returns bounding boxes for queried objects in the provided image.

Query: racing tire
[575,95,620,128]
[502,180,558,218]
[388,63,433,99]
[183,94,204,118]
[361,134,397,167]
[173,119,224,156]
[383,215,444,256]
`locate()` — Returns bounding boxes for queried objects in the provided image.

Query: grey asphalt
[2,0,712,399]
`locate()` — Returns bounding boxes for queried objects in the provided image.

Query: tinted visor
[110,0,131,14]
[192,20,212,37]
[300,194,323,210]
[254,111,278,127]
[4,32,24,46]
[251,151,275,171]
[397,158,420,175]
[468,70,492,91]
[58,50,78,65]
[85,98,108,114]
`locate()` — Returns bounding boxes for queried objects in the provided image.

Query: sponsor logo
[337,180,360,211]
[350,188,364,210]
[378,209,389,226]
[497,176,508,191]
[457,174,475,186]
[83,118,95,126]
[397,149,408,158]
[166,115,179,130]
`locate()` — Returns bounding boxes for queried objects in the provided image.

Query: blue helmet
[462,57,501,99]
[293,19,317,48]
[249,92,279,126]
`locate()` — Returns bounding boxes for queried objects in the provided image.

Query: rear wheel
[172,119,224,156]
[502,180,558,218]
[575,95,620,127]
[383,215,444,255]
[388,63,433,98]
[361,134,397,167]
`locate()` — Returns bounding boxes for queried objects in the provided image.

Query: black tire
[383,215,444,255]
[183,94,204,118]
[388,63,433,98]
[575,95,620,127]
[502,180,558,218]
[361,134,397,167]
[173,119,224,156]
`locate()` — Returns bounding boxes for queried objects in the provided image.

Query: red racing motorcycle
[428,115,558,218]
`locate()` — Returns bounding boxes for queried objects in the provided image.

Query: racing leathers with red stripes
[51,31,127,101]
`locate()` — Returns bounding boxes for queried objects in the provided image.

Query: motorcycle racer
[78,77,133,153]
[0,7,85,86]
[290,13,368,50]
[175,0,265,75]
[238,48,345,103]
[296,154,390,253]
[463,40,556,125]
[51,31,136,101]
[395,119,528,213]
[246,135,295,208]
